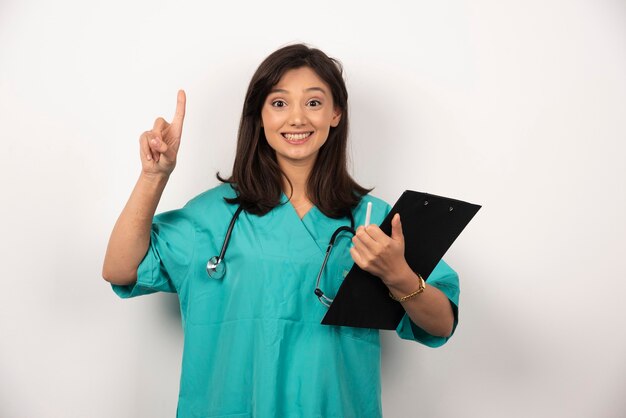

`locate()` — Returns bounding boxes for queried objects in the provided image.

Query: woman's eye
[271,100,286,107]
[308,100,321,107]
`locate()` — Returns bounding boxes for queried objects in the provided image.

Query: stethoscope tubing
[218,206,244,262]
[313,224,355,306]
[206,206,244,278]
[207,204,356,299]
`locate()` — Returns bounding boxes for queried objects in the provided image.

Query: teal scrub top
[112,184,459,418]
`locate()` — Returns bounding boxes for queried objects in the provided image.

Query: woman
[103,43,459,418]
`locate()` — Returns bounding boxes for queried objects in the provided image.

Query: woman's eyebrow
[269,87,328,95]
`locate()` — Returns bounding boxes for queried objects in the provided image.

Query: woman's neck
[279,159,314,217]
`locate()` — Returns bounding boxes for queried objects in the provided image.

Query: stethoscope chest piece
[206,256,226,279]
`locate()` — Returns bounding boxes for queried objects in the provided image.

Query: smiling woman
[260,67,342,217]
[261,67,342,170]
[102,43,459,418]
[217,44,370,219]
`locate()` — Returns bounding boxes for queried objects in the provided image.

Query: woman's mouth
[281,132,313,144]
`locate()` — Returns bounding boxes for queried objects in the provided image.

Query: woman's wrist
[133,171,170,217]
[384,264,424,299]
[139,170,170,186]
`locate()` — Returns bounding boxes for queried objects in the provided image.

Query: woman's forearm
[102,173,169,285]
[386,266,455,338]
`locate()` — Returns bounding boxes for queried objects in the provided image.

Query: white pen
[364,202,372,227]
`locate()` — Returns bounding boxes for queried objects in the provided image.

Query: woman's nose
[289,105,307,126]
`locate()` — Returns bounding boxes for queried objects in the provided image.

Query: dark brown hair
[218,43,371,218]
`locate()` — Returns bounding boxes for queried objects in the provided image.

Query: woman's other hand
[349,213,413,286]
[350,213,455,337]
[139,90,186,177]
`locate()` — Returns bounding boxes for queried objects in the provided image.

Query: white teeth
[283,132,312,140]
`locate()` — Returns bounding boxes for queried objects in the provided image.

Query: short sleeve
[396,259,460,347]
[111,209,196,299]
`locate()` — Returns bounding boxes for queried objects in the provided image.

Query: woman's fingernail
[147,153,152,160]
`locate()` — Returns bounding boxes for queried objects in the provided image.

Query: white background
[1,0,625,417]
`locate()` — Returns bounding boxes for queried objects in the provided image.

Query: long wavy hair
[218,43,371,218]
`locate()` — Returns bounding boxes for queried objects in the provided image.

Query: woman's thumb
[149,138,168,154]
[391,213,404,242]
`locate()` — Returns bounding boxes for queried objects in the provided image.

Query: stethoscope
[206,205,355,307]
[206,206,244,280]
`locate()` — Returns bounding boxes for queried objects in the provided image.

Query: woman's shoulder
[184,183,237,211]
[153,183,236,224]
[353,192,392,224]
[355,193,391,212]
[358,193,390,208]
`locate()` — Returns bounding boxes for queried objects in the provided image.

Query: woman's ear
[331,107,342,127]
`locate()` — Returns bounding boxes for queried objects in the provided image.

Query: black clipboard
[321,190,481,329]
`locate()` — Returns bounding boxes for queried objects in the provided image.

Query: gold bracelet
[389,273,426,302]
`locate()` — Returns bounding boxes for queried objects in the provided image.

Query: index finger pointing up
[173,89,186,124]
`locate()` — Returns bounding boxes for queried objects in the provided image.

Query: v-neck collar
[280,193,325,253]
[279,193,354,256]
[281,192,313,219]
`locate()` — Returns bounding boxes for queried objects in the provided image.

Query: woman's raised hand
[139,90,186,176]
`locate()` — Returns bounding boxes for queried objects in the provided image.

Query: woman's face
[261,66,341,170]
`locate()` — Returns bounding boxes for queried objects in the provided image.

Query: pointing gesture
[140,90,187,176]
